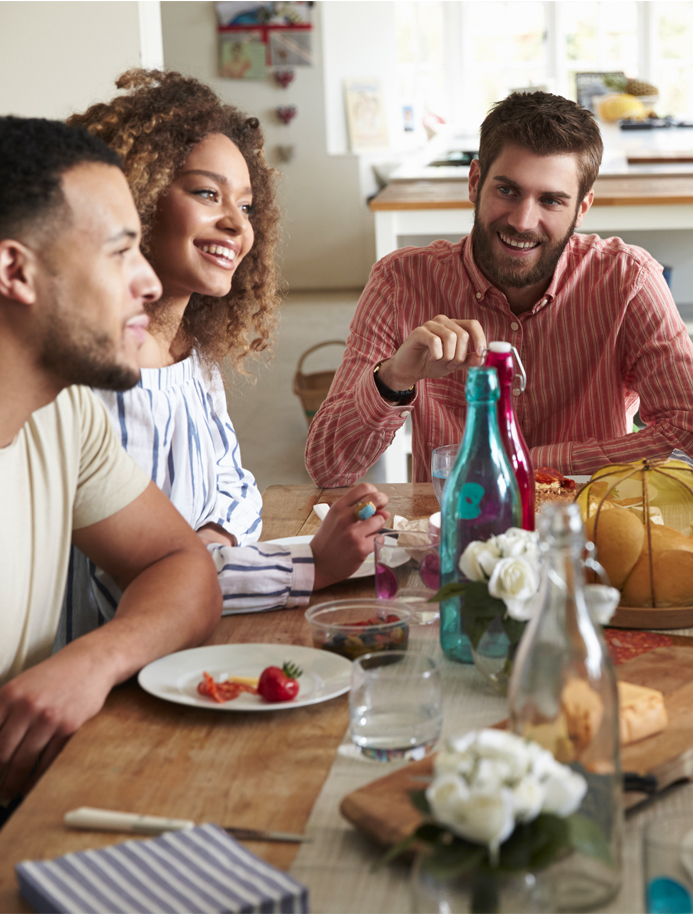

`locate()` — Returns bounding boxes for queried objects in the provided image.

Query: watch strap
[373,361,415,401]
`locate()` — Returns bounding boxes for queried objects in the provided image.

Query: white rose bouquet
[381,730,611,912]
[431,529,541,671]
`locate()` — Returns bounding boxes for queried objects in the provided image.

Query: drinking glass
[349,652,442,761]
[431,444,458,505]
[375,532,440,625]
[644,815,693,913]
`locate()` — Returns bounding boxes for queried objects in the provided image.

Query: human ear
[574,190,594,229]
[0,240,38,305]
[468,159,481,204]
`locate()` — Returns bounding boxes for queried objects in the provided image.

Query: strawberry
[257,661,302,703]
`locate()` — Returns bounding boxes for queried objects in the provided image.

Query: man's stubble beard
[37,285,140,392]
[472,203,578,290]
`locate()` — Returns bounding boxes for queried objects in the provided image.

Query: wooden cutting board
[340,646,693,848]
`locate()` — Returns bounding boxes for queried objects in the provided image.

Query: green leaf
[500,615,526,648]
[409,789,431,815]
[372,832,418,870]
[566,813,614,865]
[465,614,492,650]
[430,582,467,602]
[423,837,487,882]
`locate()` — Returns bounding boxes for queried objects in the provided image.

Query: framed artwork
[344,79,389,152]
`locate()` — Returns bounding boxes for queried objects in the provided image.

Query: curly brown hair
[67,68,280,370]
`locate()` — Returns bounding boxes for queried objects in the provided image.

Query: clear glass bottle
[440,367,521,664]
[485,342,535,531]
[508,503,622,911]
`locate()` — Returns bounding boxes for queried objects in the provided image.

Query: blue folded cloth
[16,823,309,914]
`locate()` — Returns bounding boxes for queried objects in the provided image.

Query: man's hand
[311,483,389,590]
[377,316,486,393]
[0,643,113,801]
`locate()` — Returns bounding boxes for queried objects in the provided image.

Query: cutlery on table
[64,806,311,843]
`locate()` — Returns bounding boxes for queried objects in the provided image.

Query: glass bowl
[305,599,413,660]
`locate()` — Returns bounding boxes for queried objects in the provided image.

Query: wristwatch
[373,361,415,402]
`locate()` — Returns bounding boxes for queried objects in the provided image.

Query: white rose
[488,557,539,619]
[459,540,501,581]
[434,748,475,779]
[541,767,588,817]
[495,529,539,558]
[474,757,514,793]
[426,773,470,825]
[505,588,543,622]
[429,776,516,853]
[583,584,620,626]
[473,730,532,781]
[453,789,517,853]
[512,774,546,823]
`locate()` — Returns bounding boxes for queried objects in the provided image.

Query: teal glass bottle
[440,367,522,663]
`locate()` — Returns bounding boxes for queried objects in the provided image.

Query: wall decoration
[216,2,313,79]
[344,79,389,152]
[276,105,297,125]
[276,144,295,163]
[273,69,295,89]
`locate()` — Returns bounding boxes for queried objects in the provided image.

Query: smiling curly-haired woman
[68,67,280,370]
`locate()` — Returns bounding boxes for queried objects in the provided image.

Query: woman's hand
[311,483,389,590]
[197,522,237,548]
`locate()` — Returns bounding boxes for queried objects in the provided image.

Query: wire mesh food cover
[576,459,693,608]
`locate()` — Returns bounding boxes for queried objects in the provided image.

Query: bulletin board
[216,2,313,80]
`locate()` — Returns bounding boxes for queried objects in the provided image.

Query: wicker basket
[293,340,346,427]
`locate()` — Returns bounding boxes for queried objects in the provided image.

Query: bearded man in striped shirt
[306,91,693,485]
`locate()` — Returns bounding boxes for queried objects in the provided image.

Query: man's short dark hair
[0,116,122,241]
[478,92,603,202]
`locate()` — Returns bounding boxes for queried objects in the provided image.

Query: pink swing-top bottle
[484,342,535,531]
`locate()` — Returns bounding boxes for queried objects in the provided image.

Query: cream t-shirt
[0,385,149,685]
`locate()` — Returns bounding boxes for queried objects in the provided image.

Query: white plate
[138,643,352,711]
[266,535,375,579]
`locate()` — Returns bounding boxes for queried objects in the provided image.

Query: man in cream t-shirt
[0,117,221,811]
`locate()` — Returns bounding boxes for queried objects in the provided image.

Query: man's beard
[37,299,139,392]
[472,206,577,289]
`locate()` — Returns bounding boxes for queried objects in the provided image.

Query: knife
[64,806,311,843]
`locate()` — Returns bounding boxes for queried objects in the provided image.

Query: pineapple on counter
[599,74,659,121]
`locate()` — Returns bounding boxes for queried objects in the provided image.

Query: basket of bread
[576,458,693,628]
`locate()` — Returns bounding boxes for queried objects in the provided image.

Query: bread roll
[618,681,668,745]
[621,525,693,607]
[586,505,645,588]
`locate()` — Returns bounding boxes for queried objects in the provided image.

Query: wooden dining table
[1,482,692,913]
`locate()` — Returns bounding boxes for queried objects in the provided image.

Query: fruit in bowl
[305,599,412,660]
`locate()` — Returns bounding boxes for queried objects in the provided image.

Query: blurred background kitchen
[2,1,692,487]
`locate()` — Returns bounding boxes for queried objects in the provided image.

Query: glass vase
[470,615,525,696]
[412,851,555,914]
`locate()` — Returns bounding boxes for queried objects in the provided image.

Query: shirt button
[513,388,521,397]
[511,321,519,331]
[475,292,482,299]
[399,412,410,418]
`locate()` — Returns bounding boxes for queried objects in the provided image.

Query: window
[394,1,693,142]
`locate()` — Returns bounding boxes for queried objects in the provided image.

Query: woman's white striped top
[57,354,313,648]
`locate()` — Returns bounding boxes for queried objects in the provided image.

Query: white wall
[161,1,377,291]
[0,2,143,119]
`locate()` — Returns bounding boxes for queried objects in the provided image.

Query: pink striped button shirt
[305,234,693,485]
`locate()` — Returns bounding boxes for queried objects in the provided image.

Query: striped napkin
[16,824,309,914]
